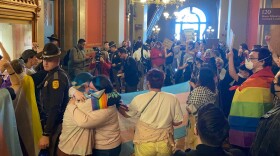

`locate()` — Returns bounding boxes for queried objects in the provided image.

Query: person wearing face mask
[250,35,280,156]
[9,59,43,156]
[250,74,280,156]
[20,49,39,75]
[218,50,252,117]
[228,48,274,155]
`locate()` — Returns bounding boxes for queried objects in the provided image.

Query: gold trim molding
[0,0,41,41]
[0,0,38,12]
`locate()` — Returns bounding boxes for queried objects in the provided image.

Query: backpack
[62,49,71,66]
[63,47,78,66]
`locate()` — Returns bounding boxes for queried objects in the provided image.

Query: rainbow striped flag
[90,90,108,110]
[229,67,274,148]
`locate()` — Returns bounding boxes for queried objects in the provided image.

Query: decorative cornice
[0,0,40,20]
[0,0,38,12]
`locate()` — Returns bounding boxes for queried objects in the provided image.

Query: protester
[228,48,274,154]
[174,104,245,156]
[185,67,217,150]
[10,59,42,156]
[0,88,23,156]
[58,73,122,156]
[119,69,184,156]
[250,35,280,156]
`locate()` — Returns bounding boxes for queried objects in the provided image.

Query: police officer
[38,43,70,155]
[109,41,122,92]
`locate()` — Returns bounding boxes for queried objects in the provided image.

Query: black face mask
[270,83,280,96]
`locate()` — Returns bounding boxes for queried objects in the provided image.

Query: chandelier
[130,0,186,6]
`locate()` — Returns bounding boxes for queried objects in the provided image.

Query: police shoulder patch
[52,80,59,89]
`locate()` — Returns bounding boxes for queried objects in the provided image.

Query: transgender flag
[118,82,189,156]
[0,89,23,156]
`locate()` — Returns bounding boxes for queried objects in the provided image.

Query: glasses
[247,57,259,61]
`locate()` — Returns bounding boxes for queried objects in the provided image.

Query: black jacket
[111,50,122,71]
[39,67,70,135]
[251,104,280,156]
[174,144,245,156]
[123,56,139,86]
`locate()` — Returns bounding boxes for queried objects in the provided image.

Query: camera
[93,47,102,62]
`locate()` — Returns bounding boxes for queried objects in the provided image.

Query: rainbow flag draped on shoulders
[229,66,274,148]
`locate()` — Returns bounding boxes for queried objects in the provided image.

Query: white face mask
[245,59,254,70]
[238,73,245,78]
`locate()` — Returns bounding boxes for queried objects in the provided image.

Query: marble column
[270,0,280,55]
[134,3,148,42]
[226,0,249,48]
[218,0,229,42]
[106,0,125,46]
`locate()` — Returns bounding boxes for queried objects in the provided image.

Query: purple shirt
[0,76,12,89]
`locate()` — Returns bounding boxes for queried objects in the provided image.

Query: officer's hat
[42,43,61,58]
[118,47,127,54]
[47,34,59,41]
[109,41,116,48]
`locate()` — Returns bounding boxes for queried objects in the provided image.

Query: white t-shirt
[133,48,150,61]
[25,67,36,75]
[126,91,183,129]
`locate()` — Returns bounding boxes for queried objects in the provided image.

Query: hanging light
[153,25,161,34]
[163,12,170,19]
[173,11,179,18]
[162,0,171,4]
[131,0,188,5]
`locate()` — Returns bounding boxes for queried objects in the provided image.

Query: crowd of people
[0,33,280,156]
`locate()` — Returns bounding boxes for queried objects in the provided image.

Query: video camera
[93,47,102,62]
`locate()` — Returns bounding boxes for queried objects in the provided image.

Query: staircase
[146,6,164,38]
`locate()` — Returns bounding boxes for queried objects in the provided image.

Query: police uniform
[109,41,122,92]
[39,43,70,156]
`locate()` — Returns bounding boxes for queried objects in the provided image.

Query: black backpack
[63,47,78,66]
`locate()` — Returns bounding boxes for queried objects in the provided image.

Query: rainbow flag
[229,67,274,148]
[119,82,189,156]
[90,90,108,110]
